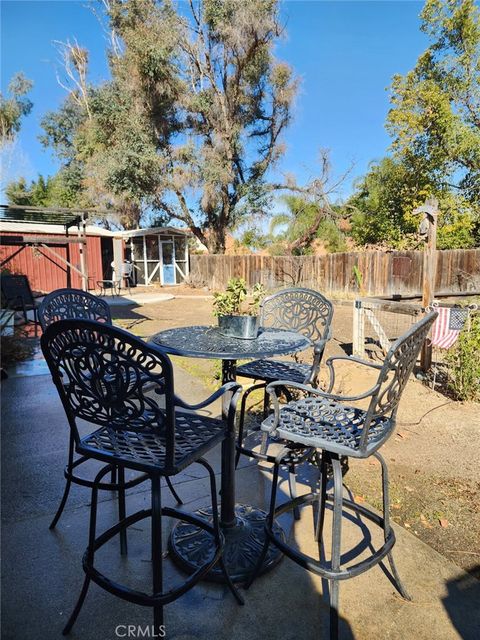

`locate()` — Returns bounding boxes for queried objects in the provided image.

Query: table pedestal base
[168,503,285,583]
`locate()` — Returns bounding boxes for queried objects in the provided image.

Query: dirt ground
[112,295,480,579]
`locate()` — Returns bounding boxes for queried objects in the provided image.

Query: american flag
[430,307,467,349]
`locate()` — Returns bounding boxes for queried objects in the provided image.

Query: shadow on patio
[1,362,479,640]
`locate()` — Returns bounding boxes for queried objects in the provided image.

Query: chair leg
[63,464,107,635]
[49,476,72,530]
[62,575,91,636]
[151,475,164,633]
[259,389,270,456]
[244,460,281,590]
[118,466,128,556]
[288,464,301,521]
[235,386,251,468]
[329,455,343,640]
[165,476,183,505]
[258,385,291,457]
[314,452,328,543]
[50,434,75,530]
[375,452,412,601]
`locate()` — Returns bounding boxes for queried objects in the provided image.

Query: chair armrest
[313,338,328,356]
[266,379,380,404]
[325,355,383,370]
[324,355,383,394]
[175,381,243,411]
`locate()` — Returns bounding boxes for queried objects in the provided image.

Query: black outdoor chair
[38,288,182,530]
[245,311,438,639]
[1,274,40,336]
[235,288,333,515]
[41,319,243,635]
[38,287,112,330]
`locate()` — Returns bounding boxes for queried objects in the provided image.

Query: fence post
[352,299,365,358]
[413,198,439,371]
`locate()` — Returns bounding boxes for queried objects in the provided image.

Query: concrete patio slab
[99,292,174,306]
[1,365,479,640]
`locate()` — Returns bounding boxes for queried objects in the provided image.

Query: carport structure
[0,204,90,291]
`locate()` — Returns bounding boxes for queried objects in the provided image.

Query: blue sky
[1,0,428,203]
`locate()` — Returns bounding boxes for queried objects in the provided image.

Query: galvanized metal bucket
[217,314,259,340]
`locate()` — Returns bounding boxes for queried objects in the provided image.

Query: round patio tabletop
[150,324,310,360]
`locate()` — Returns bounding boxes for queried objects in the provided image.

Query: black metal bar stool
[245,311,438,639]
[38,288,182,532]
[41,319,244,636]
[235,288,334,515]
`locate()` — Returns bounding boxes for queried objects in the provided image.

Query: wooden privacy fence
[189,249,480,297]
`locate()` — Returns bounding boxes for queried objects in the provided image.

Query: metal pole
[77,215,89,291]
[65,226,72,288]
[220,359,237,528]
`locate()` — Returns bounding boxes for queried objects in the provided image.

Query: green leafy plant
[352,265,364,293]
[446,314,480,402]
[212,278,265,317]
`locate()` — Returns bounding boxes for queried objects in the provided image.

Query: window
[145,236,159,260]
[174,237,186,259]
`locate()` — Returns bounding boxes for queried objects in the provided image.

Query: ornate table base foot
[168,503,285,583]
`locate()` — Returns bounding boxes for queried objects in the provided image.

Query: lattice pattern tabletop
[150,325,310,360]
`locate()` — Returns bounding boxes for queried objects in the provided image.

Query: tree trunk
[207,224,226,253]
[120,201,142,230]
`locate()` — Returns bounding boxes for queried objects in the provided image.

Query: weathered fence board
[189,249,480,296]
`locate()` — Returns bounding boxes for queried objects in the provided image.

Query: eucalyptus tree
[106,0,298,250]
[0,73,33,146]
[38,0,298,246]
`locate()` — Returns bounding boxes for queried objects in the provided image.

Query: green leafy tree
[349,157,477,249]
[38,40,148,228]
[350,0,479,249]
[267,194,347,255]
[0,73,33,146]
[349,157,428,246]
[108,0,297,248]
[5,173,80,208]
[39,0,298,246]
[387,0,480,203]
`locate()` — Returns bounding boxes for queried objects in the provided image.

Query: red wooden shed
[0,205,122,293]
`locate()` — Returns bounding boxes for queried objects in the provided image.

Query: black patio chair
[38,288,182,531]
[235,288,333,515]
[1,274,40,336]
[96,278,120,297]
[38,287,112,330]
[245,311,438,639]
[41,319,243,635]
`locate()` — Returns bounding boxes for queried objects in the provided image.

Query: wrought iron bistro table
[150,325,311,583]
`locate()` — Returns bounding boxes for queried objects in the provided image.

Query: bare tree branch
[53,39,92,118]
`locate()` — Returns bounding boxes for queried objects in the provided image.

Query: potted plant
[213,278,265,339]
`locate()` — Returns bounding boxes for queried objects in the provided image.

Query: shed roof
[0,220,118,237]
[0,204,86,228]
[122,226,191,238]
